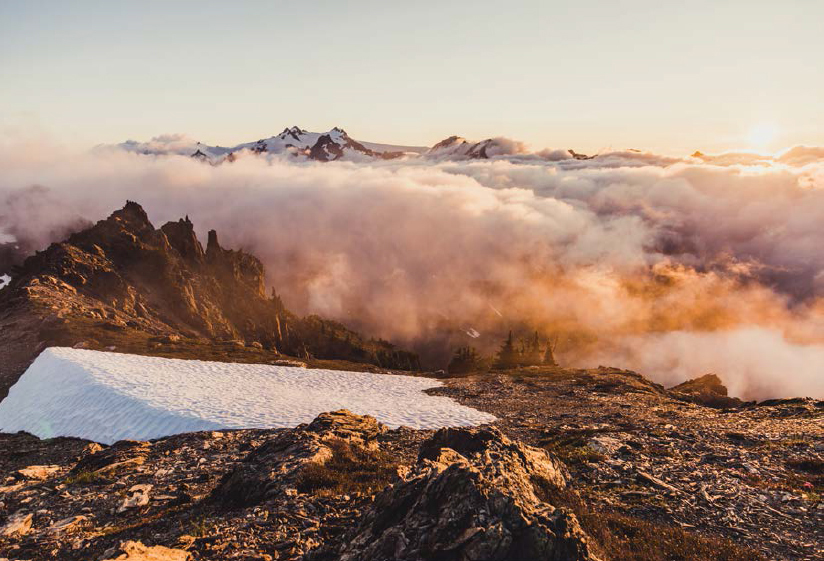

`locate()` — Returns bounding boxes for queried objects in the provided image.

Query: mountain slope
[0,202,419,400]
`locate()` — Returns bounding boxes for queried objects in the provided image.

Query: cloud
[587,328,824,401]
[1,140,824,400]
[111,134,202,156]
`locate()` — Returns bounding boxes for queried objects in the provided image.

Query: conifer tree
[495,331,520,369]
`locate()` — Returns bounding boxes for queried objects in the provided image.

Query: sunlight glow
[746,124,778,151]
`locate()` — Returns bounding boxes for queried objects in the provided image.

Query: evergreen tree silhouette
[495,331,520,369]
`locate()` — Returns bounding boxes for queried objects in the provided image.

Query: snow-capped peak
[427,136,470,157]
[426,136,531,160]
[278,126,308,142]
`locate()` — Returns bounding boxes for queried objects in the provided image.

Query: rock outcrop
[1,512,33,537]
[213,410,386,509]
[215,411,598,560]
[670,373,743,409]
[325,426,597,561]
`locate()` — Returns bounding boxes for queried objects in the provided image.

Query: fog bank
[2,139,823,400]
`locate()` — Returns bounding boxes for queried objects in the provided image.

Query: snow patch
[0,348,495,444]
[0,275,9,289]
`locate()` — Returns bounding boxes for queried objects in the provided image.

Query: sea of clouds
[2,133,824,400]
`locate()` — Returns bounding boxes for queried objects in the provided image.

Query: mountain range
[112,126,588,163]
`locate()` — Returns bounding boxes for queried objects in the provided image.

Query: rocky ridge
[0,202,419,399]
[325,426,595,561]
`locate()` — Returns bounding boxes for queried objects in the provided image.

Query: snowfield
[0,348,495,444]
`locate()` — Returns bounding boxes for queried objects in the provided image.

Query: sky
[1,0,822,154]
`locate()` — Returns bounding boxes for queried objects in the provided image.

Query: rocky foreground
[1,367,821,561]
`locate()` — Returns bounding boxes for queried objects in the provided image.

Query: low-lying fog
[2,135,824,400]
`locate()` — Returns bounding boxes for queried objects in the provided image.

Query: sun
[746,123,778,151]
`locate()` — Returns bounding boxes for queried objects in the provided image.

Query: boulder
[46,515,86,534]
[69,439,149,476]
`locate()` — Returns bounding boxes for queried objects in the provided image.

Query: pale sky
[1,0,822,154]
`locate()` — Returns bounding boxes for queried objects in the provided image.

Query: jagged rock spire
[109,201,152,231]
[206,229,221,255]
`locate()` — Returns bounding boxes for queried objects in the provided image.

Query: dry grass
[742,456,824,496]
[785,457,824,495]
[532,477,766,561]
[64,469,102,486]
[539,428,610,467]
[587,512,764,561]
[296,438,399,497]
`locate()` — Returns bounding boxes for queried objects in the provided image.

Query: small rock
[1,512,33,537]
[588,435,622,456]
[637,470,682,494]
[270,359,307,368]
[119,484,152,512]
[17,465,61,480]
[47,515,86,533]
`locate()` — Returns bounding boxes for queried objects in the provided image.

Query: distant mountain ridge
[102,129,824,167]
[111,127,593,163]
[115,126,429,163]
